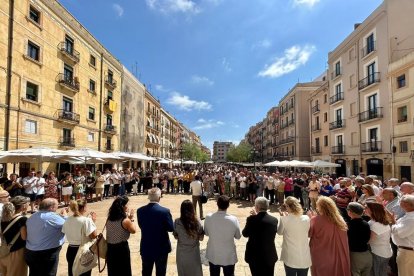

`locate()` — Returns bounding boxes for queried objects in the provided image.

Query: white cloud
[194,119,224,130]
[112,3,124,17]
[166,92,212,111]
[192,75,214,86]
[155,84,168,92]
[293,0,320,7]
[258,44,316,78]
[252,39,272,50]
[222,58,232,72]
[146,0,201,14]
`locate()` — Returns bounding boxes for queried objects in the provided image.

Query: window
[107,114,113,125]
[63,128,72,140]
[335,61,341,76]
[26,81,38,101]
[27,41,40,61]
[350,74,355,88]
[64,35,74,55]
[89,79,96,92]
[107,91,113,100]
[324,135,328,147]
[25,120,37,134]
[324,94,327,103]
[29,5,40,24]
[62,97,73,112]
[366,33,375,55]
[324,112,328,122]
[367,62,376,84]
[335,83,342,95]
[349,48,355,62]
[88,107,95,121]
[89,55,96,67]
[400,141,408,153]
[108,70,113,83]
[398,106,408,123]
[64,63,73,81]
[397,74,406,89]
[87,132,94,142]
[350,102,356,116]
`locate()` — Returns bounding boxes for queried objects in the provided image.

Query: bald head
[39,198,58,211]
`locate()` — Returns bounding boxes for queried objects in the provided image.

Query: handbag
[0,216,22,258]
[72,218,98,276]
[89,220,107,273]
[200,183,208,204]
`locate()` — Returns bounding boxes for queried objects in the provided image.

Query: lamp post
[251,148,257,171]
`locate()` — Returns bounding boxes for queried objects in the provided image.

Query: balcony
[57,110,80,124]
[329,92,344,105]
[59,137,75,148]
[361,41,376,58]
[311,124,321,132]
[280,122,288,129]
[358,72,380,90]
[358,107,383,122]
[57,74,80,92]
[311,104,320,114]
[329,119,345,130]
[289,102,294,109]
[311,146,322,155]
[331,68,342,80]
[288,119,295,126]
[58,42,80,63]
[279,136,295,145]
[361,141,382,153]
[105,76,117,89]
[105,143,115,152]
[331,145,345,154]
[104,124,117,135]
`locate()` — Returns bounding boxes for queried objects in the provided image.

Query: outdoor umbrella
[156,158,171,164]
[311,160,341,168]
[183,160,197,165]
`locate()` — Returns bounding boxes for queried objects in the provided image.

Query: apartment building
[327,0,414,179]
[389,51,414,181]
[160,109,178,159]
[144,90,161,157]
[121,67,145,154]
[263,107,279,162]
[278,82,323,161]
[213,141,234,163]
[309,81,331,162]
[0,0,122,174]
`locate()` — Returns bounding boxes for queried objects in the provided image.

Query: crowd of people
[0,165,413,276]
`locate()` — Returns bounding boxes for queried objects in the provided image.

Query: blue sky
[60,0,382,150]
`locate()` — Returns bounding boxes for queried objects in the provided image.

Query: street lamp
[178,146,184,168]
[251,148,258,171]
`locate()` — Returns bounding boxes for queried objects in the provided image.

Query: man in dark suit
[242,196,278,276]
[137,187,174,276]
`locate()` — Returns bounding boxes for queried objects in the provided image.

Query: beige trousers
[397,248,414,276]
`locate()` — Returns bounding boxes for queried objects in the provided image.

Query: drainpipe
[5,0,15,152]
[98,53,104,151]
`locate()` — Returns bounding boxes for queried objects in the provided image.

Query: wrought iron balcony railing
[358,107,383,122]
[358,72,380,90]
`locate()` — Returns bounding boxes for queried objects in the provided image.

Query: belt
[398,246,414,251]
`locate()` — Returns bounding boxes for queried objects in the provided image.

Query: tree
[226,142,252,162]
[181,143,209,162]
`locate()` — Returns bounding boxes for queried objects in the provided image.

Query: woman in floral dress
[45,171,59,200]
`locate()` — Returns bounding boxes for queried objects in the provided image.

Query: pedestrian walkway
[57,194,289,276]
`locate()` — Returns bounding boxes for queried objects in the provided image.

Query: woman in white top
[62,199,97,276]
[365,202,393,276]
[277,196,311,276]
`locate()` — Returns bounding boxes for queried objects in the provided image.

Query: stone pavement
[56,194,294,276]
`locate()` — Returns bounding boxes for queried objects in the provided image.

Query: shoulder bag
[89,219,108,273]
[72,218,98,276]
[0,215,23,258]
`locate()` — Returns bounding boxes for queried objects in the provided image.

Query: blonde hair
[284,196,303,216]
[69,199,87,217]
[1,202,15,222]
[316,196,348,231]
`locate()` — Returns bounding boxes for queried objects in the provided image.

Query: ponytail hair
[1,202,15,222]
[69,198,87,217]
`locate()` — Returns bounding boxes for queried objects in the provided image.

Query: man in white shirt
[190,175,204,219]
[23,170,37,213]
[35,171,46,204]
[103,169,111,198]
[204,195,241,276]
[391,195,414,276]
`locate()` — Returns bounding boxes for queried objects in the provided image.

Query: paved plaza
[56,193,291,276]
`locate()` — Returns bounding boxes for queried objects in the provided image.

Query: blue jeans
[209,262,235,276]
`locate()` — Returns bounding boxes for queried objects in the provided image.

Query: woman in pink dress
[308,196,351,276]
